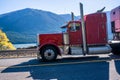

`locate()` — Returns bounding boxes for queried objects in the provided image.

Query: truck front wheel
[41,46,57,61]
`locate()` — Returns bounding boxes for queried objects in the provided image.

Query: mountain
[0,8,66,33]
[59,14,80,22]
[0,8,78,44]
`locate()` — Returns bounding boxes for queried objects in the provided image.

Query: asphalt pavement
[0,54,120,80]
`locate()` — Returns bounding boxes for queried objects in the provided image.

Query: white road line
[109,60,120,80]
[50,78,58,80]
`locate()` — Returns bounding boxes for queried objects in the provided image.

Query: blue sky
[0,0,120,15]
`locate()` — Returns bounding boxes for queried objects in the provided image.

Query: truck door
[68,22,82,45]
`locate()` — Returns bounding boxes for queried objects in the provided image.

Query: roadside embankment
[0,49,38,59]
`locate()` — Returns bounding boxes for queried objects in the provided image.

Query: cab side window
[69,23,80,32]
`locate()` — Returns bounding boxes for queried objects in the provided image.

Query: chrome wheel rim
[44,49,55,60]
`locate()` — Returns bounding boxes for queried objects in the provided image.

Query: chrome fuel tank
[70,45,111,55]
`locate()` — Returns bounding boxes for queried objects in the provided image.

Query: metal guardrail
[0,49,37,58]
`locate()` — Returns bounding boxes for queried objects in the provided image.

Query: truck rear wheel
[110,43,120,55]
[41,46,57,61]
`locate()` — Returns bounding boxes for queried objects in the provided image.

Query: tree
[0,29,16,50]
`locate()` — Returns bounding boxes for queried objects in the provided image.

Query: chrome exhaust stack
[79,3,88,55]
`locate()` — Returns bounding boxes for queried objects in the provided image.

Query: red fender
[38,42,62,55]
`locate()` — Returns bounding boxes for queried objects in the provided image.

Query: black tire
[68,47,71,55]
[110,43,120,55]
[41,46,57,61]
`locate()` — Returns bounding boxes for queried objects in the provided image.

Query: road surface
[0,54,120,80]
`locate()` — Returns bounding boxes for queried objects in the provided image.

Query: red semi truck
[37,3,119,61]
